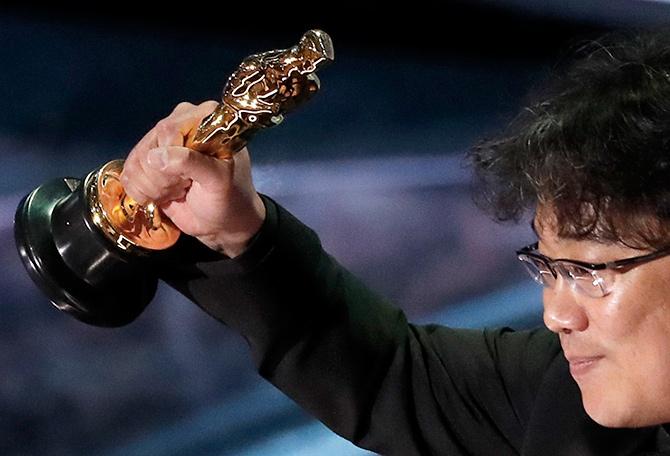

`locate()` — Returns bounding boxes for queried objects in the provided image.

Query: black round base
[14,177,157,327]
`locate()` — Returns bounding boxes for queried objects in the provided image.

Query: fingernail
[147,147,168,169]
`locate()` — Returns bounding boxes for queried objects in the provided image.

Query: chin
[579,384,632,428]
[582,396,655,429]
[586,408,632,428]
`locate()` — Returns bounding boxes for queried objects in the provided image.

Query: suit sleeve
[154,194,562,456]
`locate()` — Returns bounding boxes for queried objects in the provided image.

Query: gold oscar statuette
[91,29,334,251]
[14,30,334,326]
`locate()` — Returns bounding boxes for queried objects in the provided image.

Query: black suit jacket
[155,195,670,455]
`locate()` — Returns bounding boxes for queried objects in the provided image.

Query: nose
[542,277,589,334]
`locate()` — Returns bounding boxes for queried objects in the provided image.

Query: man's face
[536,213,670,427]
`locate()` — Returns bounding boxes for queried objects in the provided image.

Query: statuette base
[14,177,157,327]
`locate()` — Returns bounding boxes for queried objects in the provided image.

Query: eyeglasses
[516,242,670,297]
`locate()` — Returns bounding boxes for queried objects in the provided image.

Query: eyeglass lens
[518,255,611,297]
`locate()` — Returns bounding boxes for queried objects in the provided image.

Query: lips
[565,354,604,378]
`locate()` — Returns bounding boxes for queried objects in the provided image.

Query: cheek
[584,289,670,424]
[594,268,670,340]
[596,269,670,389]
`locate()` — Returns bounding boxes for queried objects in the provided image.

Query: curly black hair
[469,27,670,249]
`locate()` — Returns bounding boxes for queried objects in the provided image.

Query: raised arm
[120,102,560,456]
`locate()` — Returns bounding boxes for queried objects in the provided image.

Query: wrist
[198,194,266,258]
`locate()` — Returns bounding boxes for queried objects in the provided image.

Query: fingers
[123,100,218,168]
[122,144,238,206]
[121,149,192,205]
[120,100,219,204]
[155,100,219,147]
[148,146,233,192]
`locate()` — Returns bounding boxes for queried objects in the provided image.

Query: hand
[119,101,266,257]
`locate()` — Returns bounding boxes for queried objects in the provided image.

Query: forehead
[531,205,657,261]
[532,201,670,250]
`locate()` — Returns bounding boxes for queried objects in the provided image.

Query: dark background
[1,2,667,455]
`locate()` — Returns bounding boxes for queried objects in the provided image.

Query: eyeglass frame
[515,241,670,296]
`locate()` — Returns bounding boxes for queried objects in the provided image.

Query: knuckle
[155,120,182,146]
[176,101,192,108]
[121,160,139,178]
[123,184,147,205]
[134,195,149,206]
[172,148,191,167]
[174,101,194,112]
[155,119,176,135]
[142,190,161,202]
[126,144,143,161]
[199,100,219,110]
[135,181,163,202]
[119,172,130,187]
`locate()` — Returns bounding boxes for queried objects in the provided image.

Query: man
[120,28,670,455]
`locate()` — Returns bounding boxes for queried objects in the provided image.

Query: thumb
[147,146,232,191]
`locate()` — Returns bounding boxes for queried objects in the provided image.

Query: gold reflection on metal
[188,29,334,158]
[92,30,334,251]
[87,160,181,251]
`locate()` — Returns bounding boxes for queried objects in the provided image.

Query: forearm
[154,195,407,441]
[153,196,543,455]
